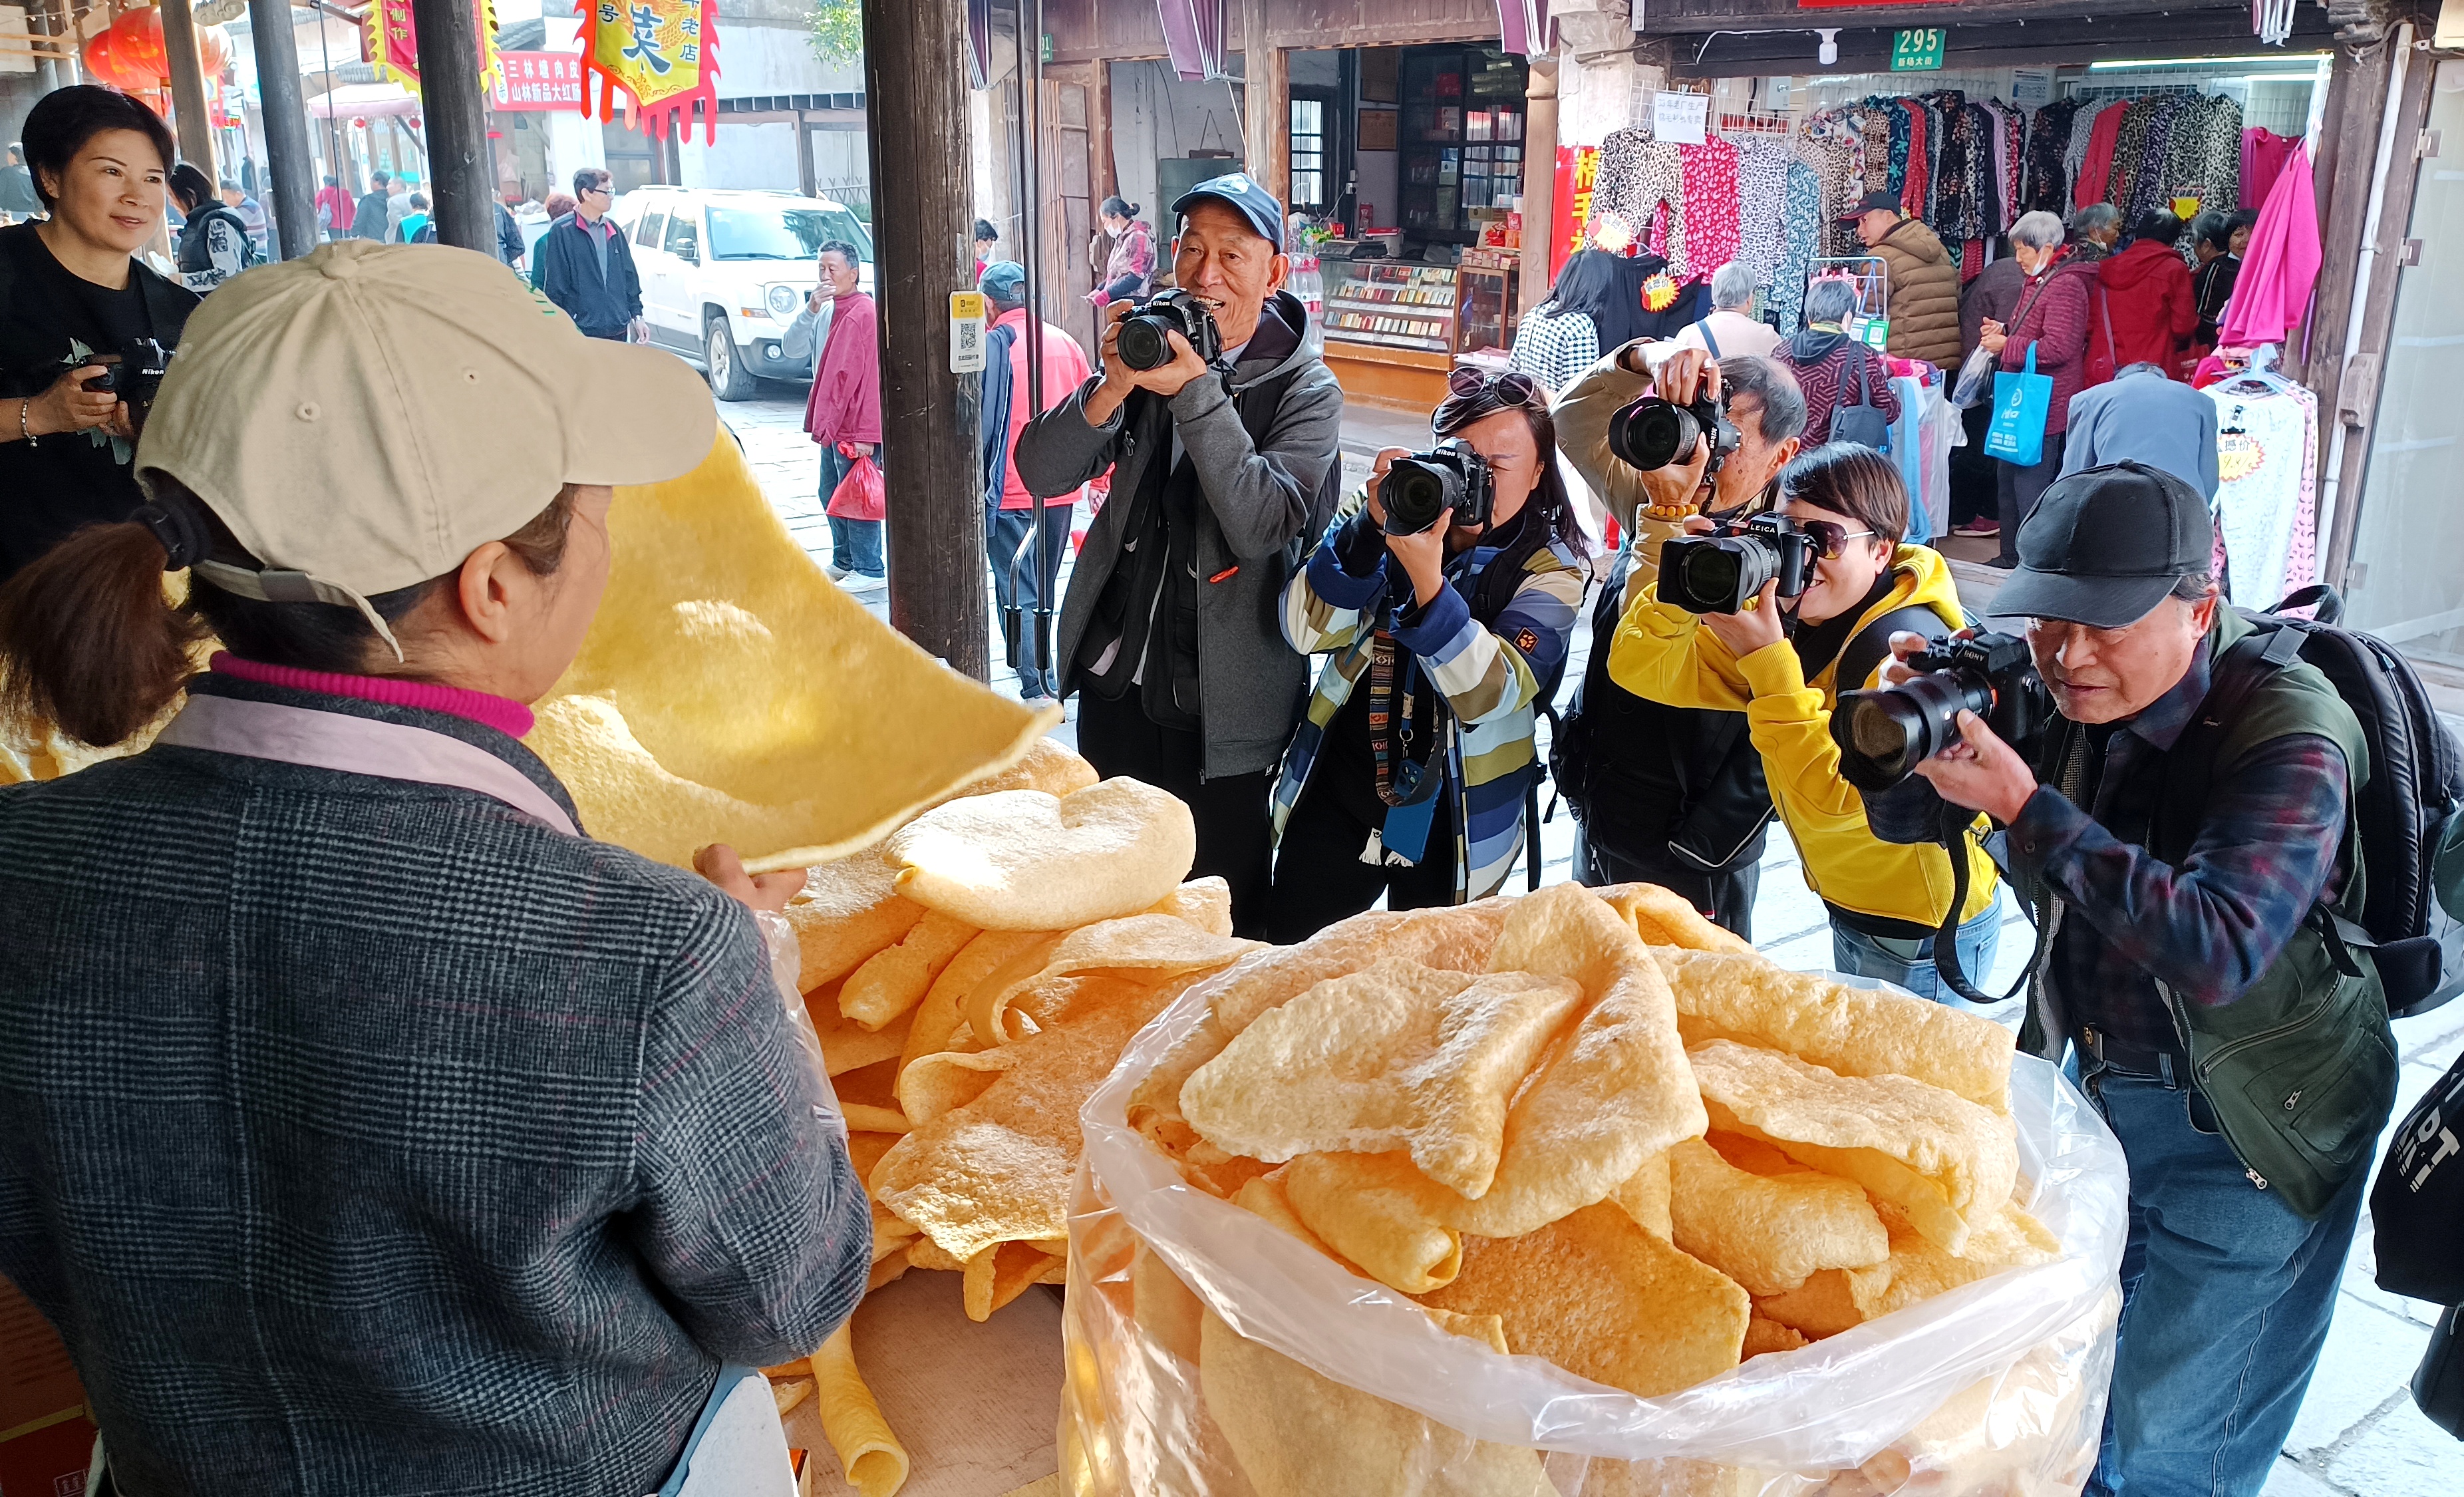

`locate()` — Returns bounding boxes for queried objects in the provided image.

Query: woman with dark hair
[973,216,999,277]
[1609,443,2002,1005]
[2097,209,2196,375]
[0,244,868,1493]
[170,161,253,293]
[1264,368,1593,941]
[2189,208,2254,353]
[0,85,197,583]
[1507,248,1618,393]
[1088,194,1153,308]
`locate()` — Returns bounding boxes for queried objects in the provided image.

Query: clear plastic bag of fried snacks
[1056,887,2129,1496]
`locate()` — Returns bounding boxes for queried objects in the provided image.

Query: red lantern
[80,8,233,94]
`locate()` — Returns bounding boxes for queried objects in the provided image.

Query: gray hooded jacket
[1015,289,1344,779]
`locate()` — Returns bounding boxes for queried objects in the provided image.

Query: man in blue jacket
[533,168,644,342]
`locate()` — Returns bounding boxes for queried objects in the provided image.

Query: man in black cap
[1841,189,1960,370]
[1015,172,1344,937]
[1896,461,2393,1497]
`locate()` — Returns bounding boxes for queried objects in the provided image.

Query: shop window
[1291,97,1328,214]
[1396,45,1525,243]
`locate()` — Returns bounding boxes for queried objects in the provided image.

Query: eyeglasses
[1797,520,1877,560]
[1446,367,1541,407]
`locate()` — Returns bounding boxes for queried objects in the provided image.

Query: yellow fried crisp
[887,778,1197,931]
[967,914,1257,1047]
[1844,1200,2062,1321]
[1181,961,1584,1198]
[1609,1148,1674,1240]
[810,1323,910,1497]
[785,848,927,989]
[839,908,979,1031]
[1597,882,1754,954]
[899,927,1061,1073]
[1666,1136,1888,1296]
[1283,1151,1465,1294]
[1654,949,2014,1112]
[1688,1040,2017,1254]
[1419,1202,1750,1399]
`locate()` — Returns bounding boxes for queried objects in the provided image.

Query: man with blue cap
[1015,172,1344,939]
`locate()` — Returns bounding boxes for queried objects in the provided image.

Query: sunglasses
[1797,520,1878,560]
[1446,367,1541,407]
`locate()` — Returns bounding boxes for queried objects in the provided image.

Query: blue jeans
[987,500,1074,699]
[819,445,883,579]
[1829,904,2002,1009]
[2082,1063,2367,1497]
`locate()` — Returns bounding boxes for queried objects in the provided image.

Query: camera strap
[1929,801,2047,1008]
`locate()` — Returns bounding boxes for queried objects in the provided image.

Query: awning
[306,82,421,120]
[1155,0,1226,82]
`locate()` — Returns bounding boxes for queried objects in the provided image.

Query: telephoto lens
[1606,397,1707,472]
[1378,439,1492,536]
[1654,516,1816,614]
[1835,673,1990,791]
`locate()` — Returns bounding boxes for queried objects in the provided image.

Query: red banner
[492,51,584,110]
[1549,144,1599,285]
[373,0,500,98]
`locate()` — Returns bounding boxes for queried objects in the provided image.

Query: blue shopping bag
[1983,345,2050,468]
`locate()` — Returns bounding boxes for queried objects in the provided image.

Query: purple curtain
[1497,0,1549,56]
[967,0,995,90]
[1156,0,1229,82]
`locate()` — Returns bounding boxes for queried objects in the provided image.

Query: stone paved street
[723,383,2464,1494]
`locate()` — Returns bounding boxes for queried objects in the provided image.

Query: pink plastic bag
[828,448,885,521]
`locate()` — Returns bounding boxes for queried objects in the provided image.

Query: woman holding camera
[1263,369,1591,943]
[1608,443,2002,1003]
[0,86,198,583]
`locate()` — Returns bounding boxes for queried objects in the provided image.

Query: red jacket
[2097,240,2197,376]
[2001,252,2096,436]
[803,290,881,446]
[987,307,1094,510]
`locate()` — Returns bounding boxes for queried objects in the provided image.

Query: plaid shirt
[0,675,868,1497]
[2006,637,2353,1054]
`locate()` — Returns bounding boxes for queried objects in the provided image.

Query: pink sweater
[212,653,537,739]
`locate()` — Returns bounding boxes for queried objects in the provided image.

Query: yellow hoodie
[1607,543,2000,931]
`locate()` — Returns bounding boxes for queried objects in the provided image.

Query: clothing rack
[2062,82,2209,103]
[1716,110,1793,138]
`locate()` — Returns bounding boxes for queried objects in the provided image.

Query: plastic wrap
[1058,968,2127,1496]
[755,907,845,1146]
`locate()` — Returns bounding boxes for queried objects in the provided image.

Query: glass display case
[1322,259,1458,355]
[1398,47,1527,244]
[1454,259,1519,359]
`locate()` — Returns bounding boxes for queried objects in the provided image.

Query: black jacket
[533,212,643,338]
[497,202,527,265]
[350,189,390,242]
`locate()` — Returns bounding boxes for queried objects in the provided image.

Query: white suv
[610,186,874,401]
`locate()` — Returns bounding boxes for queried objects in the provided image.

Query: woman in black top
[0,86,198,582]
[2189,208,2255,352]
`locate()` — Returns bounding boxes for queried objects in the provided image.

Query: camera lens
[1678,544,1748,609]
[1382,460,1456,536]
[1607,397,1703,472]
[1116,317,1171,371]
[1835,672,1994,791]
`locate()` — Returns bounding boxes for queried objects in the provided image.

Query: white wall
[712,21,863,97]
[1108,59,1249,238]
[681,121,799,190]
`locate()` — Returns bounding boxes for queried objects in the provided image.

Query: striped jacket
[1273,501,1589,900]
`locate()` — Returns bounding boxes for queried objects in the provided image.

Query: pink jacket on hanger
[2218,144,2321,348]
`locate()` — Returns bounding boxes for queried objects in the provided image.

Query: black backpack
[2244,586,2464,1017]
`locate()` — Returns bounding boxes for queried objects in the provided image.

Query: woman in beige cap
[0,242,867,1497]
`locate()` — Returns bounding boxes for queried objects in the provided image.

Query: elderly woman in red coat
[1976,210,2094,568]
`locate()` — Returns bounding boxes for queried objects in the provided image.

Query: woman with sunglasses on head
[1608,444,2003,1005]
[1262,369,1591,943]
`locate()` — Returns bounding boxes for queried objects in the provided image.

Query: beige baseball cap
[136,240,716,651]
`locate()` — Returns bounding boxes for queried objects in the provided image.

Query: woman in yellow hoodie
[1609,443,2002,1004]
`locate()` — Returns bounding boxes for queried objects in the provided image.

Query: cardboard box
[1,1279,92,1497]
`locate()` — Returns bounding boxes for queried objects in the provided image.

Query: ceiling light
[2085,53,2329,70]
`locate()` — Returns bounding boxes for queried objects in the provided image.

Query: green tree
[808,0,863,64]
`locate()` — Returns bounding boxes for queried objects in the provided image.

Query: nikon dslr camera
[1378,438,1492,536]
[1115,290,1223,371]
[1656,514,1819,615]
[1832,630,2053,792]
[82,339,172,432]
[1607,388,1742,480]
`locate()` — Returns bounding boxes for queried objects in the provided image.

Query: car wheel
[705,315,757,401]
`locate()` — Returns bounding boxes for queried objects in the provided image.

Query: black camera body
[1607,391,1741,479]
[1833,629,2054,792]
[1378,438,1493,536]
[83,339,171,424]
[1656,513,1818,615]
[1115,290,1222,371]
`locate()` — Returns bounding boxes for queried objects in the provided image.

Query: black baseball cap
[1989,461,2216,627]
[1170,172,1285,251]
[1837,190,1902,222]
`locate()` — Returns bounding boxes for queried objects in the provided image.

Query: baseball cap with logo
[1988,460,2216,628]
[1837,189,1903,222]
[1169,172,1285,251]
[135,240,715,653]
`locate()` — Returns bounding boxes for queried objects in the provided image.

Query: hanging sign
[577,0,722,143]
[492,51,584,110]
[2011,68,2052,108]
[1652,90,1707,145]
[1549,144,1599,283]
[1890,29,1946,72]
[371,0,500,98]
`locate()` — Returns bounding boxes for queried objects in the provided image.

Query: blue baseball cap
[1169,172,1284,251]
[978,259,1027,303]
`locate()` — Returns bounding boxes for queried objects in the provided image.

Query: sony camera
[1656,513,1819,615]
[1378,438,1493,536]
[1607,389,1741,479]
[1832,630,2054,792]
[82,339,171,430]
[1115,289,1222,371]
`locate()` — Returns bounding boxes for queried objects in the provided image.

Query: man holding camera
[1903,463,2395,1497]
[1550,345,1805,933]
[1015,174,1343,937]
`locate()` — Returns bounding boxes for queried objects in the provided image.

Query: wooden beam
[1519,59,1558,318]
[2302,35,2392,467]
[863,0,988,678]
[1088,59,1117,206]
[158,0,216,178]
[412,0,494,250]
[247,0,320,257]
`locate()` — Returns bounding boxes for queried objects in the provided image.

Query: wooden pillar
[247,0,320,257]
[158,0,218,178]
[412,0,494,250]
[2301,35,2391,440]
[1243,1,1288,210]
[1089,57,1116,206]
[863,0,988,678]
[1520,58,1559,317]
[795,110,817,198]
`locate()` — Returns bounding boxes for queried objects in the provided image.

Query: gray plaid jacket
[0,674,869,1496]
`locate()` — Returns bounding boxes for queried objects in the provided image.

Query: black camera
[1378,438,1492,536]
[1115,290,1222,371]
[1832,630,2054,792]
[1656,514,1818,615]
[1607,391,1741,478]
[82,340,171,429]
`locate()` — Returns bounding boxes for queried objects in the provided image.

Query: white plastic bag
[1059,967,2128,1496]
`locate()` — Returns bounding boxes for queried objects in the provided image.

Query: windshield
[707,204,874,262]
